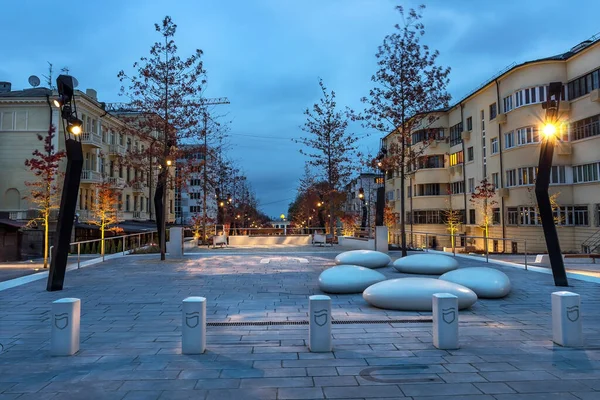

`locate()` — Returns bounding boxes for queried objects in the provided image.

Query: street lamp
[358,188,367,229]
[536,81,568,287]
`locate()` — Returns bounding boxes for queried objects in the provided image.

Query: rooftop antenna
[42,62,54,89]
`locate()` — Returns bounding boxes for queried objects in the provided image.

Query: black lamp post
[536,81,568,287]
[375,148,387,227]
[47,75,84,291]
[358,187,367,229]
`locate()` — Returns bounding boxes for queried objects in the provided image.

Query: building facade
[342,172,384,230]
[384,37,600,253]
[0,83,175,253]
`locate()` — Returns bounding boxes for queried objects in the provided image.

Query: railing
[108,176,125,188]
[81,131,103,147]
[81,170,102,183]
[581,229,600,253]
[389,229,529,270]
[109,144,126,156]
[51,231,158,269]
[132,182,144,192]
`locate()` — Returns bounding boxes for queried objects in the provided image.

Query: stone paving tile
[277,387,325,399]
[2,251,600,399]
[494,394,581,400]
[157,390,207,399]
[121,390,162,400]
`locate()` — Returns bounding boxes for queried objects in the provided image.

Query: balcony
[109,144,126,157]
[133,211,148,220]
[81,131,103,147]
[132,182,145,193]
[449,165,463,175]
[81,170,102,183]
[108,176,125,189]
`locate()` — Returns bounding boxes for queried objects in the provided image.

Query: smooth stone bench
[318,265,386,294]
[393,254,459,275]
[439,267,511,298]
[335,250,391,269]
[363,277,477,311]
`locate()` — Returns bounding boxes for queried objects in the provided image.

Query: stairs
[581,229,600,253]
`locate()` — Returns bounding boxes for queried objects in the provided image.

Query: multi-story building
[0,81,175,254]
[342,172,383,230]
[383,36,600,253]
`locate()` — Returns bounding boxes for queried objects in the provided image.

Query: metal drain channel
[207,318,432,327]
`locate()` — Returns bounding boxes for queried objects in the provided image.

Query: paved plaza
[1,248,600,400]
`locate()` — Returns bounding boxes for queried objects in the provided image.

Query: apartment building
[383,37,600,253]
[0,82,175,252]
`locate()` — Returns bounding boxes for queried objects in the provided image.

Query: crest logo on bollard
[313,309,328,327]
[54,313,69,330]
[442,308,456,325]
[185,312,200,328]
[566,305,579,322]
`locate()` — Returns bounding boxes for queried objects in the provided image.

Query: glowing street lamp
[536,81,568,287]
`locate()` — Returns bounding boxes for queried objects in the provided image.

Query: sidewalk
[1,250,599,399]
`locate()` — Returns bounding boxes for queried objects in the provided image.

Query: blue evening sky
[2,0,599,217]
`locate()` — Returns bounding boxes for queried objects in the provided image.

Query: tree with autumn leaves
[362,5,451,256]
[88,179,123,257]
[24,125,65,268]
[470,178,497,253]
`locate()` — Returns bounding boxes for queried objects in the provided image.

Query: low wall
[338,236,375,250]
[228,235,312,246]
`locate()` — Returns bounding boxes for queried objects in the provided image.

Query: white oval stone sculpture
[335,250,391,269]
[319,265,387,294]
[363,278,477,311]
[439,267,511,298]
[393,254,459,275]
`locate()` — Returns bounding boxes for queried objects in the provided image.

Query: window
[573,162,600,183]
[0,111,28,131]
[506,169,517,187]
[491,138,499,154]
[519,206,538,225]
[503,95,513,113]
[411,128,445,145]
[492,208,500,224]
[550,165,566,184]
[570,114,600,141]
[409,210,443,224]
[468,178,475,193]
[469,209,476,224]
[449,122,463,146]
[518,167,536,186]
[118,194,123,211]
[492,173,499,189]
[489,103,497,120]
[504,131,515,149]
[596,204,600,227]
[415,183,446,196]
[466,117,473,131]
[507,207,518,225]
[449,151,463,166]
[516,126,538,145]
[481,110,485,131]
[126,195,130,212]
[467,147,474,162]
[554,205,589,226]
[450,181,464,194]
[407,186,412,198]
[568,68,600,100]
[417,155,444,169]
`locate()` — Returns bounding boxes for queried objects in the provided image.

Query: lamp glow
[543,123,557,137]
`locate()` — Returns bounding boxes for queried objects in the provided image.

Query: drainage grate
[207,318,432,327]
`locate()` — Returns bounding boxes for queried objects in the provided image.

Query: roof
[0,87,52,98]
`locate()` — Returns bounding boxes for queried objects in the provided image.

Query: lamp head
[543,123,557,138]
[66,116,83,135]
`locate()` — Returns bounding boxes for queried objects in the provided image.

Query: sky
[2,0,600,218]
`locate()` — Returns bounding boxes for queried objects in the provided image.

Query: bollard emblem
[566,305,579,322]
[54,313,69,330]
[442,308,456,325]
[313,309,328,327]
[185,312,200,328]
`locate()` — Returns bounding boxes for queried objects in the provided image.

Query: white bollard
[375,226,389,253]
[552,291,583,347]
[182,297,206,354]
[309,295,332,352]
[51,298,81,356]
[432,293,459,350]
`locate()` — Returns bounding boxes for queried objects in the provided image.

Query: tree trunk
[400,137,407,257]
[101,220,105,257]
[44,214,49,269]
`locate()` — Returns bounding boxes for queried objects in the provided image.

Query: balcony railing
[81,170,102,183]
[132,182,145,192]
[109,144,126,156]
[108,176,125,188]
[81,131,103,147]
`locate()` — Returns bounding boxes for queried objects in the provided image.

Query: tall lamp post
[358,188,367,229]
[47,75,84,291]
[536,81,568,287]
[375,148,387,227]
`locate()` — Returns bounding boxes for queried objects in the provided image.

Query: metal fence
[390,230,529,270]
[51,231,158,269]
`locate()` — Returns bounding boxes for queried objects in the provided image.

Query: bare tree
[362,4,451,256]
[118,16,207,260]
[470,179,497,253]
[296,79,356,236]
